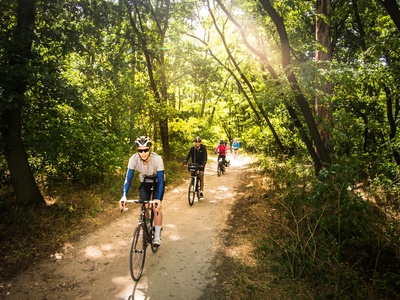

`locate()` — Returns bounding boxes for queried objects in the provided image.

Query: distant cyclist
[119,136,165,246]
[232,138,240,157]
[215,140,228,171]
[184,136,208,198]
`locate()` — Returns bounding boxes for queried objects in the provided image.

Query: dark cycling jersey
[185,144,208,166]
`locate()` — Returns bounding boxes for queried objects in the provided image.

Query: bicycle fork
[193,176,197,191]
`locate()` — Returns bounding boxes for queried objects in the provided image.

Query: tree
[0,0,44,205]
[315,0,333,155]
[207,0,285,153]
[256,0,330,171]
[124,0,174,160]
[378,0,400,32]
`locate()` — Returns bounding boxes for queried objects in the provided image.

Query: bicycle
[187,163,201,206]
[217,157,226,177]
[123,199,160,281]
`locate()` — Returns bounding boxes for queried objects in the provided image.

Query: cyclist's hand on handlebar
[119,196,127,211]
[153,200,162,212]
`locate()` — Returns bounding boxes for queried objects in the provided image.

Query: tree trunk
[3,108,44,205]
[159,54,171,161]
[258,0,331,170]
[208,0,286,153]
[384,85,400,165]
[1,0,44,205]
[315,0,333,157]
[379,0,400,32]
[215,0,320,168]
[124,0,171,161]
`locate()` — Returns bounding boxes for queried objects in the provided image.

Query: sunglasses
[137,148,150,153]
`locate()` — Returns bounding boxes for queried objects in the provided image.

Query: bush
[264,161,400,299]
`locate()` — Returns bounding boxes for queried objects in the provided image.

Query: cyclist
[215,140,228,171]
[184,136,208,198]
[119,136,165,246]
[232,138,240,157]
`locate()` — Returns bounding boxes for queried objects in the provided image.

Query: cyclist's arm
[154,170,165,200]
[122,168,135,197]
[184,147,193,164]
[203,146,208,165]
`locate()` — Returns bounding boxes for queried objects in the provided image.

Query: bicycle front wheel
[149,210,159,253]
[217,163,221,177]
[130,225,146,281]
[188,177,195,206]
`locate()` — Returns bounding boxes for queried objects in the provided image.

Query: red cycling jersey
[215,144,227,156]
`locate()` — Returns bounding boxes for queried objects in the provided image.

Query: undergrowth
[207,156,400,299]
[263,158,400,298]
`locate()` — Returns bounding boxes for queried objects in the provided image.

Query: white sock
[155,226,162,237]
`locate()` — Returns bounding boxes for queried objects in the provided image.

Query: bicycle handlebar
[120,199,158,213]
[125,199,157,204]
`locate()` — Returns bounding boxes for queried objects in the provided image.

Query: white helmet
[135,136,152,147]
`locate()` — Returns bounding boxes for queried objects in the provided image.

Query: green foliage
[23,101,124,185]
[368,162,400,211]
[168,116,216,160]
[1,2,400,296]
[260,158,400,299]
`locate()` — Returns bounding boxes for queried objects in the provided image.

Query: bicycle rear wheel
[130,225,146,281]
[188,177,195,206]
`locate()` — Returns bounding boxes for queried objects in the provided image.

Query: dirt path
[1,154,253,300]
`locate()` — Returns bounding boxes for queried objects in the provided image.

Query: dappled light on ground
[225,243,258,268]
[164,223,180,241]
[0,155,255,299]
[84,243,116,259]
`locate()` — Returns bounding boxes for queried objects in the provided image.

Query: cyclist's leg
[199,170,205,191]
[218,155,224,172]
[151,182,163,227]
[140,182,162,242]
[151,182,163,244]
[139,183,152,219]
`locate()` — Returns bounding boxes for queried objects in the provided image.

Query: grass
[201,159,400,299]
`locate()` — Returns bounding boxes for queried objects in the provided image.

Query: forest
[1,0,400,298]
